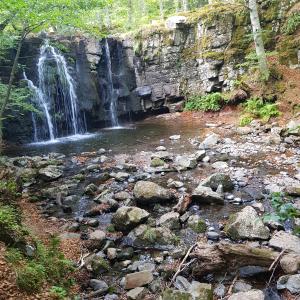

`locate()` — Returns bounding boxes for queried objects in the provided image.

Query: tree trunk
[249,0,269,80]
[127,0,133,28]
[175,0,180,12]
[159,0,164,20]
[0,30,25,144]
[182,0,189,11]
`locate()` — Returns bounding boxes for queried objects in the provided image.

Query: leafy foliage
[0,205,26,244]
[49,286,68,299]
[184,92,224,112]
[0,83,38,117]
[16,262,46,292]
[283,12,300,35]
[239,115,253,127]
[0,178,19,202]
[6,236,75,293]
[241,97,280,122]
[263,192,300,234]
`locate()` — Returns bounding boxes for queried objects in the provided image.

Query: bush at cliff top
[184,92,224,112]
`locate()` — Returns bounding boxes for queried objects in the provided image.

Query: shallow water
[4,116,205,157]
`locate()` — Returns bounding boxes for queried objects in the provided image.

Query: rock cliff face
[2,0,298,143]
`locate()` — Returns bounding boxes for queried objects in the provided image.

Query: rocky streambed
[2,114,300,300]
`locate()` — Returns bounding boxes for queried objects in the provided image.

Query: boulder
[165,16,187,30]
[269,231,300,253]
[200,173,234,192]
[277,274,300,294]
[228,289,264,300]
[175,156,197,170]
[127,287,146,300]
[112,206,150,231]
[127,224,177,249]
[38,165,63,181]
[89,279,108,293]
[134,181,173,204]
[199,133,220,149]
[225,206,270,240]
[192,185,224,205]
[124,271,153,289]
[280,253,300,274]
[157,212,180,229]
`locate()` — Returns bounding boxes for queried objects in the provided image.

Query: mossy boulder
[225,206,270,240]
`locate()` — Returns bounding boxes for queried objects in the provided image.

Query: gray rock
[127,224,178,249]
[269,231,300,253]
[156,146,166,151]
[233,280,252,293]
[114,191,132,201]
[133,181,173,204]
[157,212,180,230]
[112,206,150,231]
[104,294,119,300]
[165,16,187,29]
[188,281,213,300]
[207,231,220,241]
[280,253,300,274]
[225,206,270,240]
[199,133,220,149]
[228,289,264,300]
[107,248,117,260]
[174,275,191,291]
[90,230,106,241]
[200,173,234,192]
[192,185,224,205]
[193,150,206,162]
[89,279,108,292]
[127,287,146,300]
[175,155,197,170]
[169,135,181,140]
[124,271,153,289]
[138,262,156,272]
[38,165,63,181]
[239,266,268,278]
[277,274,300,294]
[214,283,225,298]
[212,161,228,170]
[115,172,130,181]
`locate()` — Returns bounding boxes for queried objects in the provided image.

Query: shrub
[283,12,300,35]
[184,92,223,112]
[242,97,280,122]
[35,237,74,287]
[0,205,26,245]
[0,179,19,202]
[6,237,74,294]
[239,115,253,127]
[16,262,46,292]
[49,286,68,300]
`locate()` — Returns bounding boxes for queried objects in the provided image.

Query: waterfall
[104,39,119,127]
[25,40,84,142]
[23,71,55,141]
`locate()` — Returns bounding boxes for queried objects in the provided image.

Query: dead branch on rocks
[191,242,280,276]
[169,243,197,287]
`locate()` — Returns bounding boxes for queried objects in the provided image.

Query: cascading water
[103,39,120,127]
[25,40,84,142]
